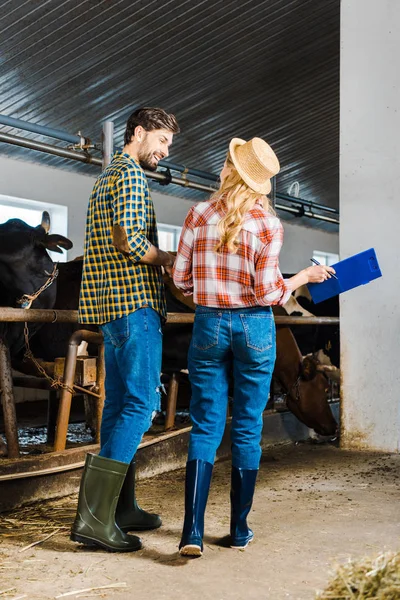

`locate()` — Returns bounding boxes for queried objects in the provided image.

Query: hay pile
[317,551,400,599]
[0,495,76,547]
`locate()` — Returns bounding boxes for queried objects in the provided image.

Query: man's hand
[164,263,174,277]
[140,246,175,273]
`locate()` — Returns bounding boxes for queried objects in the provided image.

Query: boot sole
[70,532,142,553]
[179,544,203,557]
[230,536,254,550]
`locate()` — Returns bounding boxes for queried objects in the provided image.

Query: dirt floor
[0,442,399,600]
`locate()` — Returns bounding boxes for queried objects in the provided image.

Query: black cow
[0,212,72,358]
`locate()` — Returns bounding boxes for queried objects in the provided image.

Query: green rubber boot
[116,459,162,532]
[70,453,142,552]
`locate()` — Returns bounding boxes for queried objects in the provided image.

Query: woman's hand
[305,265,336,283]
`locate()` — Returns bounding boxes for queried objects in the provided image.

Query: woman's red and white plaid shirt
[172,195,292,308]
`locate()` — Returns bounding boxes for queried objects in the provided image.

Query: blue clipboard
[307,248,382,304]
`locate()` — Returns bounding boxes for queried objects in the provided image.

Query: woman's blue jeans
[98,307,163,464]
[188,305,276,470]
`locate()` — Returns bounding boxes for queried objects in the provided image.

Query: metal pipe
[0,114,339,219]
[54,329,103,452]
[0,338,20,458]
[0,132,102,166]
[0,307,79,322]
[276,204,340,225]
[0,131,338,223]
[54,339,79,452]
[158,159,219,182]
[0,307,339,325]
[277,192,339,215]
[271,176,277,210]
[0,114,217,182]
[102,121,114,170]
[153,170,217,193]
[0,114,85,145]
[0,132,216,194]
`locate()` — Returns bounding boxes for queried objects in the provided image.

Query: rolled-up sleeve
[254,221,292,306]
[173,207,195,295]
[112,170,151,263]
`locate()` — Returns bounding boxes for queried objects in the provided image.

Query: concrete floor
[0,442,399,600]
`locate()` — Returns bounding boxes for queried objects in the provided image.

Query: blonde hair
[214,153,276,254]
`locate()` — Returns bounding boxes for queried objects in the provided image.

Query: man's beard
[138,145,159,171]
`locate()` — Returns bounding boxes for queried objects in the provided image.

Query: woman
[173,137,334,557]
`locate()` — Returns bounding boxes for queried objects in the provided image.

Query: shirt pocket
[239,313,274,352]
[192,312,222,350]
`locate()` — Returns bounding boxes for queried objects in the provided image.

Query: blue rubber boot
[230,467,258,549]
[179,460,213,557]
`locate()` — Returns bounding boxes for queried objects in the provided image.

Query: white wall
[279,221,339,273]
[0,155,338,268]
[0,156,94,258]
[340,1,400,451]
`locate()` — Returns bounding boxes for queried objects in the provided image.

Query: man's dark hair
[124,107,180,145]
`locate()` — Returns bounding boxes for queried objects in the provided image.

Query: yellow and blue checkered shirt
[78,152,166,324]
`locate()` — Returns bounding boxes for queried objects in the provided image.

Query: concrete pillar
[340,1,400,451]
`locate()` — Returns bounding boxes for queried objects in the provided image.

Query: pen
[310,258,339,280]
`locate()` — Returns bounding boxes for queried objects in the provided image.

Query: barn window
[157,223,182,251]
[0,194,69,262]
[312,250,339,266]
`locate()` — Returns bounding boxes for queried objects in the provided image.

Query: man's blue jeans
[98,308,163,464]
[188,305,276,470]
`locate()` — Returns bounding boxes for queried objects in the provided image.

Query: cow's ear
[300,355,318,381]
[37,234,73,253]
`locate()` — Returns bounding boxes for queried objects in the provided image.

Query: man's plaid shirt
[79,152,166,324]
[173,195,292,308]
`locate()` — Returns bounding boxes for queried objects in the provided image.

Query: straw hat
[229,137,280,195]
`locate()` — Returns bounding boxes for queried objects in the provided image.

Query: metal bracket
[67,130,94,152]
[158,168,172,186]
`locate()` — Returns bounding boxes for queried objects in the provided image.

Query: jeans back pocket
[240,313,274,351]
[192,312,222,350]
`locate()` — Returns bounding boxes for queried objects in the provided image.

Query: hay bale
[316,551,400,599]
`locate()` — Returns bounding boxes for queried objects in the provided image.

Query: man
[71,107,180,552]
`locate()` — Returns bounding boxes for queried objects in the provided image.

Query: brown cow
[273,306,338,435]
[163,278,337,437]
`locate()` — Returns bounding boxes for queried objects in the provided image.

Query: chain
[17,264,59,309]
[23,322,75,395]
[16,263,78,395]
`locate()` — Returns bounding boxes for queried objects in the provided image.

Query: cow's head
[0,211,73,356]
[285,354,338,436]
[274,325,338,437]
[0,211,72,294]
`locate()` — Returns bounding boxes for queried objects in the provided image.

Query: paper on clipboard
[307,247,382,304]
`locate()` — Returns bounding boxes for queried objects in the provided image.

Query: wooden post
[0,338,20,458]
[165,372,180,431]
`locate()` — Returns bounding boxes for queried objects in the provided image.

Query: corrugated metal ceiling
[0,0,339,228]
